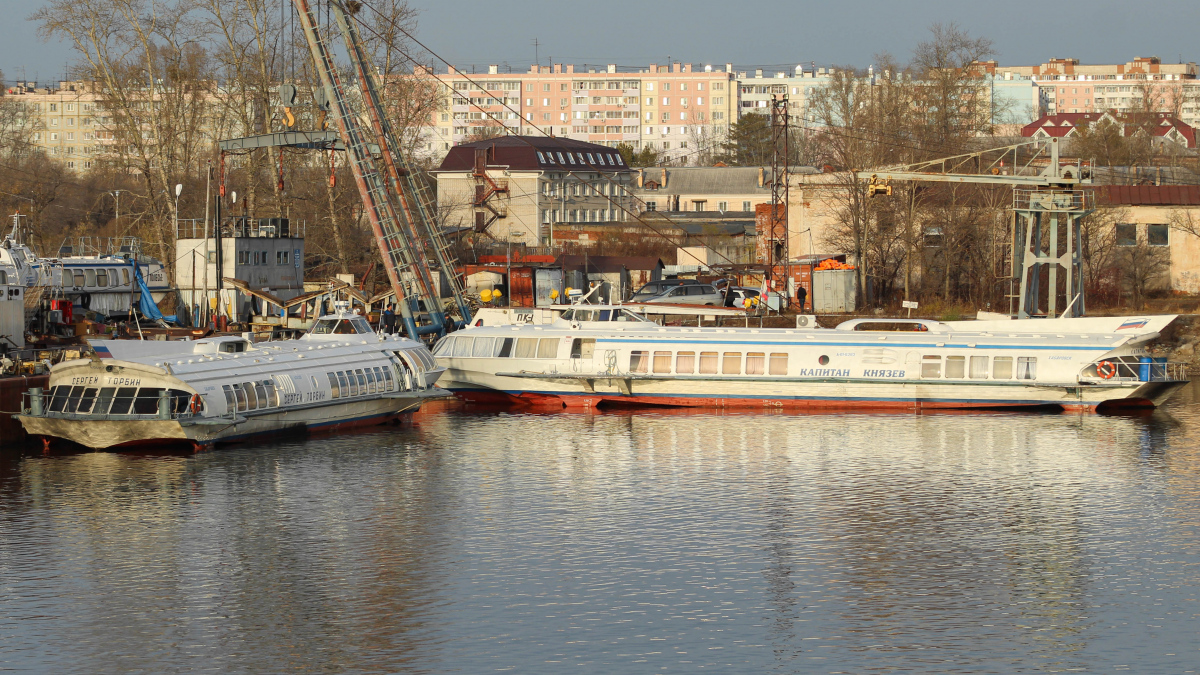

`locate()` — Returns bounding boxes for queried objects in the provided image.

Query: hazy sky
[3,0,1199,82]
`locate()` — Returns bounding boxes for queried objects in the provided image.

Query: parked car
[640,283,724,306]
[721,286,761,307]
[630,278,703,302]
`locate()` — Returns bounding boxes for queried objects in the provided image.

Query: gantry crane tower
[292,0,471,339]
[856,137,1094,318]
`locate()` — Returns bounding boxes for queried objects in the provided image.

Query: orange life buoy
[1097,360,1117,379]
[189,393,203,414]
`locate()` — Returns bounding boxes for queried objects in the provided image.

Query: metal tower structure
[292,0,449,339]
[857,138,1094,318]
[766,94,790,310]
[327,0,472,327]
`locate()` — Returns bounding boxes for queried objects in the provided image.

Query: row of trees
[0,0,437,283]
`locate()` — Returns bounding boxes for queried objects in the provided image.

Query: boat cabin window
[514,338,539,359]
[338,372,350,396]
[472,337,495,358]
[45,385,195,417]
[921,355,941,378]
[451,337,473,357]
[233,384,247,411]
[365,369,376,394]
[0,270,6,284]
[746,352,765,375]
[561,308,647,323]
[328,373,341,398]
[699,352,718,374]
[355,370,368,394]
[993,356,1013,379]
[653,351,672,373]
[723,352,741,375]
[122,269,131,285]
[132,388,164,415]
[629,350,649,373]
[537,338,559,359]
[945,355,966,379]
[970,356,989,379]
[495,337,513,358]
[73,271,85,288]
[219,340,247,353]
[84,269,97,287]
[96,269,108,287]
[310,318,369,335]
[109,268,119,287]
[676,351,695,374]
[110,387,137,415]
[223,385,236,409]
[243,382,259,410]
[1016,357,1037,380]
[770,353,788,376]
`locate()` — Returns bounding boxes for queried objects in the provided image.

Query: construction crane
[855,137,1095,318]
[326,0,472,327]
[292,0,468,339]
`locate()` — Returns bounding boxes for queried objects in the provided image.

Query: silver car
[640,283,723,306]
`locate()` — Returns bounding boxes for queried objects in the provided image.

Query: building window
[718,201,728,211]
[276,251,290,265]
[238,251,250,265]
[1115,223,1137,246]
[645,201,657,211]
[742,201,751,211]
[1147,224,1169,246]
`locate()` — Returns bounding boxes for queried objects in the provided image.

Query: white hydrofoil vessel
[18,306,447,450]
[432,306,1188,412]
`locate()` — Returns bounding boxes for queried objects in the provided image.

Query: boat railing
[1079,359,1189,384]
[21,388,208,422]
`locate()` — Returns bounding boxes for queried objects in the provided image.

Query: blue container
[1138,356,1153,381]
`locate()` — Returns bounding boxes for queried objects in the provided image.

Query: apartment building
[978,57,1200,128]
[2,81,113,171]
[418,62,741,165]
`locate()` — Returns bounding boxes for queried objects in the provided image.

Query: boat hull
[440,372,1186,412]
[18,395,435,451]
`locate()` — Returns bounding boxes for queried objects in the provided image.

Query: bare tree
[34,0,217,272]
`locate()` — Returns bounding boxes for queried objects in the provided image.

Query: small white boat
[17,306,448,450]
[0,227,170,317]
[432,306,1188,412]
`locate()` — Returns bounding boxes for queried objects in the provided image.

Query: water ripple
[1,384,1199,673]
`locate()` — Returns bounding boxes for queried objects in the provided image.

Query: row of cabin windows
[68,267,132,289]
[435,336,561,359]
[920,355,1037,380]
[630,351,789,376]
[222,380,280,412]
[45,385,191,416]
[327,366,394,399]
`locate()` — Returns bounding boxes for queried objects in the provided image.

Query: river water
[3,386,1200,674]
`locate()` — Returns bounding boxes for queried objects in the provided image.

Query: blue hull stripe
[595,338,1109,351]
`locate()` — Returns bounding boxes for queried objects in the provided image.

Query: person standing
[796,284,808,312]
[382,303,397,334]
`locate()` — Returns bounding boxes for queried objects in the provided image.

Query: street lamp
[110,189,127,230]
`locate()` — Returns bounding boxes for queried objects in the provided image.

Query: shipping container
[813,269,858,313]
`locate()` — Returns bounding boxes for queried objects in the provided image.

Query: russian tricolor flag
[1117,319,1149,331]
[93,345,113,359]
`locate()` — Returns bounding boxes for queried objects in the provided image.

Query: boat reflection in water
[3,395,1200,671]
